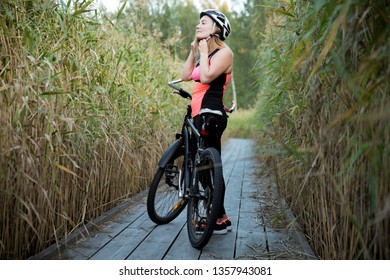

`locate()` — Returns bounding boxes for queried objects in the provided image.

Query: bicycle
[147,79,235,249]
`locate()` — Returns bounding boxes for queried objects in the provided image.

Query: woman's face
[196,16,214,40]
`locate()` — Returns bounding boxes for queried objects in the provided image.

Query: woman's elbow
[181,74,192,82]
[200,76,212,84]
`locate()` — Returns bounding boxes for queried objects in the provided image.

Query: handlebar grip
[168,80,192,100]
[178,89,192,100]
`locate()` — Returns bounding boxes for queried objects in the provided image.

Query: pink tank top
[190,49,231,117]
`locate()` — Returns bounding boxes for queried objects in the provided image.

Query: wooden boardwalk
[32,138,316,260]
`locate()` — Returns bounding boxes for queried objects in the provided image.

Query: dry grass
[256,0,390,259]
[0,0,184,259]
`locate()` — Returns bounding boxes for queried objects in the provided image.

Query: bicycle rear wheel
[187,147,224,249]
[147,148,187,224]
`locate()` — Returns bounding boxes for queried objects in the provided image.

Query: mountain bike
[147,79,235,249]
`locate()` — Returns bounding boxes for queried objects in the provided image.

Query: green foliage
[5,0,389,261]
[119,0,266,109]
[256,0,390,259]
[0,0,183,259]
[227,0,266,108]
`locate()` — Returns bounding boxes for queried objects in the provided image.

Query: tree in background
[121,0,265,109]
[228,0,265,107]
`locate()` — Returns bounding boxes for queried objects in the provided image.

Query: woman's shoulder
[213,46,233,60]
[219,46,233,55]
[211,47,233,74]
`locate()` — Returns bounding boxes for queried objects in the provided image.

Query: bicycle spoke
[154,179,181,215]
[187,148,224,249]
[147,149,187,224]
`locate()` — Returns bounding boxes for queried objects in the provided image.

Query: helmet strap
[210,22,216,37]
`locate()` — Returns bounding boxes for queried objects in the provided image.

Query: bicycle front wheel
[187,147,224,249]
[147,148,187,224]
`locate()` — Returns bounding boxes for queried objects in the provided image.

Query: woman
[181,9,233,235]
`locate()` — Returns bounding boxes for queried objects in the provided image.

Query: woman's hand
[198,39,209,56]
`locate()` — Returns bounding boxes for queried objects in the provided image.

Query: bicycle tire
[147,147,187,224]
[187,147,224,249]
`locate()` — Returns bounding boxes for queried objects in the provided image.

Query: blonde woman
[181,9,233,235]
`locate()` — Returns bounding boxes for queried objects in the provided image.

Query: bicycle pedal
[165,171,178,178]
[165,165,178,178]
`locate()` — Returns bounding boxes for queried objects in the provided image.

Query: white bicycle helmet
[200,9,231,41]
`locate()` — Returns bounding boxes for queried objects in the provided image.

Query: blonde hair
[209,35,225,49]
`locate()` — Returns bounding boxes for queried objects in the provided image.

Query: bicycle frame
[160,80,207,202]
[165,79,236,200]
[182,107,204,199]
[147,79,234,247]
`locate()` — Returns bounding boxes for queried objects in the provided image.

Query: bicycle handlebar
[168,79,183,91]
[225,100,236,113]
[168,80,236,113]
[168,80,192,100]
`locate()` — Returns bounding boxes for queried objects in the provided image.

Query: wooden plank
[264,227,308,260]
[51,210,152,260]
[234,211,267,260]
[163,227,202,260]
[31,189,149,260]
[199,142,248,260]
[94,139,248,259]
[239,194,261,214]
[199,202,240,260]
[262,208,317,259]
[90,214,156,260]
[31,138,316,261]
[165,139,245,260]
[231,141,268,259]
[126,212,187,260]
[57,201,149,259]
[50,222,125,260]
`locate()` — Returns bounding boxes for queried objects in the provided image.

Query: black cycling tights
[192,113,227,218]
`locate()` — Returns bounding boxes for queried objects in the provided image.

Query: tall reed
[0,0,184,259]
[256,0,389,259]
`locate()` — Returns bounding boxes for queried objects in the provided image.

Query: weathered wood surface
[32,138,317,260]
